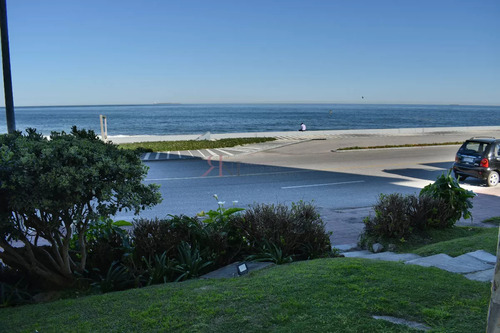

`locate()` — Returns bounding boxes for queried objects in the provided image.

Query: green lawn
[482,217,500,226]
[0,258,491,333]
[118,137,276,152]
[396,226,499,257]
[2,222,498,332]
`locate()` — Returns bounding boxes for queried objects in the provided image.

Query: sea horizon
[4,101,500,108]
[1,103,500,137]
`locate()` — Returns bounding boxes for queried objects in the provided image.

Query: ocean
[1,103,500,137]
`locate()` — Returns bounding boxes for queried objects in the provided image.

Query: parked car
[452,137,500,186]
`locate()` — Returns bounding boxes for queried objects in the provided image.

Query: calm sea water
[1,104,499,136]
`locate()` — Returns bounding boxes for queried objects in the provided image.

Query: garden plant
[0,127,161,290]
[360,171,476,249]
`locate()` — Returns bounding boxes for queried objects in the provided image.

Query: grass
[395,226,499,257]
[2,219,497,332]
[117,137,276,152]
[483,217,500,226]
[0,258,490,333]
[338,141,462,151]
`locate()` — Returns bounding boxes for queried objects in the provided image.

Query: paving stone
[406,253,492,274]
[452,253,495,272]
[369,252,421,262]
[406,253,453,268]
[464,268,495,282]
[341,250,373,259]
[334,243,358,252]
[373,315,431,331]
[464,250,498,265]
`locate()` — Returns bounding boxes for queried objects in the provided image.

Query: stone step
[464,250,497,265]
[406,253,494,274]
[341,248,496,282]
[342,250,421,262]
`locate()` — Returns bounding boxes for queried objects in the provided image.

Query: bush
[0,264,33,307]
[420,171,475,228]
[89,201,330,289]
[360,172,476,249]
[0,127,161,289]
[362,193,416,241]
[75,218,134,274]
[132,215,204,262]
[231,201,332,260]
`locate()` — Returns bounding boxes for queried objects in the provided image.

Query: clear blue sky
[1,0,499,106]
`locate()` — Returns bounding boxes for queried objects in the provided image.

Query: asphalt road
[115,142,493,221]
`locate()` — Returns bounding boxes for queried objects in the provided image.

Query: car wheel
[454,172,467,181]
[486,171,499,187]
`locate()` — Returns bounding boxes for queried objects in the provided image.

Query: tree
[487,225,500,333]
[0,127,161,288]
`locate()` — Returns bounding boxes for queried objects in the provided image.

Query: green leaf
[112,220,133,227]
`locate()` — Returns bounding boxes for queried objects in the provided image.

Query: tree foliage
[0,127,161,288]
[420,170,475,226]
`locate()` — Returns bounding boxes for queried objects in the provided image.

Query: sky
[1,0,499,106]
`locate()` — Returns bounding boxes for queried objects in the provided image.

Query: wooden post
[487,226,500,333]
[99,115,107,142]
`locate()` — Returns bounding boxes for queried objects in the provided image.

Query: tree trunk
[487,226,500,333]
[0,238,75,289]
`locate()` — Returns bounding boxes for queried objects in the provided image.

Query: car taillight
[480,158,489,168]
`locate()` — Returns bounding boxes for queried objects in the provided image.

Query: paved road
[116,140,500,223]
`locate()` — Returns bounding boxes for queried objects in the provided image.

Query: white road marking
[197,150,206,158]
[205,149,219,156]
[215,148,233,156]
[155,152,160,160]
[144,153,151,160]
[281,180,365,189]
[146,170,309,181]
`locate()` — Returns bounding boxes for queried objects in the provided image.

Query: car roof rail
[469,137,496,140]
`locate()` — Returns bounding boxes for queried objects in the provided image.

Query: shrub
[173,242,213,281]
[75,218,134,274]
[91,262,135,294]
[362,193,416,241]
[245,240,293,265]
[142,251,177,285]
[0,127,161,289]
[133,198,246,270]
[420,171,475,228]
[197,197,246,266]
[132,215,204,261]
[231,201,332,260]
[0,264,33,307]
[360,172,477,249]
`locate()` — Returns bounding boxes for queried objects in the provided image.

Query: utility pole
[0,0,15,133]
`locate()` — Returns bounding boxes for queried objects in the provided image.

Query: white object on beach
[196,131,211,140]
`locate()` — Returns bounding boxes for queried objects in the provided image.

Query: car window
[496,144,500,157]
[461,142,486,155]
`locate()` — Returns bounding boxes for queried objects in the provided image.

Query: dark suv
[453,137,500,186]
